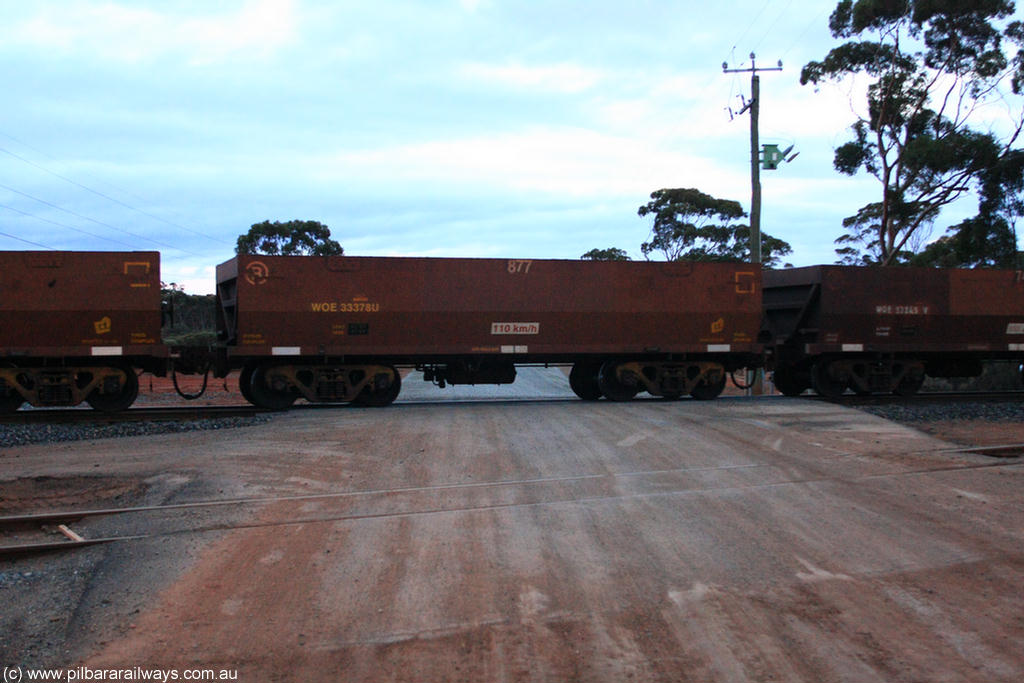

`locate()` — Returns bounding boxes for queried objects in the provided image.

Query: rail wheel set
[1,251,1022,412]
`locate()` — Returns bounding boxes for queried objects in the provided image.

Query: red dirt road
[3,371,1023,681]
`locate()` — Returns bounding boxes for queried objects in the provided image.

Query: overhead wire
[0,144,232,246]
[0,181,202,256]
[752,0,797,54]
[0,202,138,249]
[657,3,778,135]
[0,228,55,250]
[780,5,833,63]
[729,0,774,60]
[720,0,794,123]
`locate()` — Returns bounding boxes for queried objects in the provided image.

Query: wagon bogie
[0,363,139,411]
[244,362,400,409]
[604,360,727,400]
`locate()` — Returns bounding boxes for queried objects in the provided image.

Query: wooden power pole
[723,53,782,266]
[723,54,784,395]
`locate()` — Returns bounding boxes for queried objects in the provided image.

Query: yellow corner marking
[734,271,755,294]
[123,261,151,275]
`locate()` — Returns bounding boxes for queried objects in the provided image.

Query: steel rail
[807,390,1024,405]
[0,405,267,424]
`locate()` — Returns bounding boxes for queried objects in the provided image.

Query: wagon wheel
[0,364,24,412]
[569,362,602,400]
[248,365,297,411]
[353,367,402,407]
[893,372,925,396]
[597,362,638,402]
[238,363,257,405]
[86,365,140,412]
[690,371,726,400]
[811,361,847,399]
[0,392,22,412]
[771,365,809,397]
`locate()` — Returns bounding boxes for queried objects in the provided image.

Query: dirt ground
[914,419,1024,448]
[133,371,249,407]
[2,368,1022,682]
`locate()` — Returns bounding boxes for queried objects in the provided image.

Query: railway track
[806,389,1024,405]
[811,390,1024,406]
[2,442,1020,557]
[1,390,1021,425]
[0,405,268,425]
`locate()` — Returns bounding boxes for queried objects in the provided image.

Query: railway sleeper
[259,364,399,406]
[615,361,726,400]
[0,365,137,411]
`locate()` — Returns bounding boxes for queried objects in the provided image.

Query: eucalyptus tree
[236,220,344,256]
[801,0,1024,265]
[581,247,631,261]
[637,188,792,267]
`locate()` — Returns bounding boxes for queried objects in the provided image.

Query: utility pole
[723,53,782,265]
[724,54,784,397]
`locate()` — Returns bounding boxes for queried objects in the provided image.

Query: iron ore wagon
[762,265,1024,397]
[216,255,764,409]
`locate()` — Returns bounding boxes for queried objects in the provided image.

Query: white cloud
[458,62,604,94]
[161,261,217,295]
[457,0,487,12]
[8,0,298,65]
[321,126,746,200]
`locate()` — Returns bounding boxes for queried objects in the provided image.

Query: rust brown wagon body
[762,265,1024,396]
[216,255,763,408]
[0,251,164,410]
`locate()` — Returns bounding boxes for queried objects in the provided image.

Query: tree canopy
[801,0,1024,266]
[636,188,792,267]
[236,220,344,256]
[581,247,631,261]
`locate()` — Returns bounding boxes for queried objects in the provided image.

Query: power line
[729,0,773,58]
[780,5,832,62]
[0,228,55,250]
[0,202,138,249]
[752,0,797,54]
[0,182,201,256]
[0,144,232,246]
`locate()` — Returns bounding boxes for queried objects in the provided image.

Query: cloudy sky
[0,1,1007,292]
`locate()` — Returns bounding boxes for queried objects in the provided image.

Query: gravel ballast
[0,415,273,449]
[857,399,1024,424]
[4,398,1022,450]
